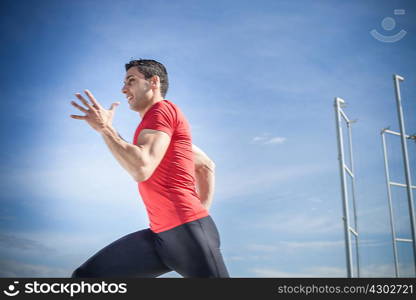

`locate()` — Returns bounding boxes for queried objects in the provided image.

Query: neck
[139,94,164,118]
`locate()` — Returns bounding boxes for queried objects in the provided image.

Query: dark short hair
[125,59,169,98]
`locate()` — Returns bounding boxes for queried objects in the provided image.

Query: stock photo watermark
[2,280,127,297]
[370,9,407,43]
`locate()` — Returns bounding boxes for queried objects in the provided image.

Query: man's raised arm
[70,90,170,182]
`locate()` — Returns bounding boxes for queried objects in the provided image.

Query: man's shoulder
[160,99,183,118]
[163,100,191,130]
[145,100,176,117]
[162,99,178,110]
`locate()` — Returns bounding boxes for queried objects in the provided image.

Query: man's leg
[72,228,172,278]
[154,215,230,278]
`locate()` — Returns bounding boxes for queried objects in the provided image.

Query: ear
[151,75,160,89]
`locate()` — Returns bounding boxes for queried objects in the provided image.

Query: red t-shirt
[133,100,209,233]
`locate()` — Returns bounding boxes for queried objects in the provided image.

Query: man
[70,59,229,278]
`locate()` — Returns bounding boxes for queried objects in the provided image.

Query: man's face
[121,67,153,112]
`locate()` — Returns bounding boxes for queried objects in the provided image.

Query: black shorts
[71,215,230,278]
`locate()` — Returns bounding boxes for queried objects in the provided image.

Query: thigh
[72,229,171,278]
[154,216,230,278]
[196,216,230,277]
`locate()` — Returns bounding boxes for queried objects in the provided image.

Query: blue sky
[0,0,415,277]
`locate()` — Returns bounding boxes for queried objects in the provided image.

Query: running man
[70,59,229,278]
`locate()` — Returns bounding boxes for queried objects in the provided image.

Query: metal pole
[334,97,353,277]
[347,121,360,277]
[393,74,416,274]
[381,129,399,277]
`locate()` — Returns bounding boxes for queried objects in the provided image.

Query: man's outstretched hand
[70,89,120,133]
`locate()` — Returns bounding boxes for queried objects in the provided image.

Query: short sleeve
[140,102,176,137]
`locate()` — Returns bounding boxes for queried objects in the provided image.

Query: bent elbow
[196,160,215,173]
[133,167,150,183]
[207,160,216,172]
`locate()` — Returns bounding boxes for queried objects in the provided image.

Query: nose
[121,84,128,94]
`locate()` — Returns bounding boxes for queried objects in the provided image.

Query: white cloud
[0,230,147,277]
[216,163,332,200]
[0,233,54,253]
[360,263,414,278]
[251,133,287,145]
[0,259,69,277]
[252,212,342,235]
[245,239,389,259]
[0,230,139,262]
[250,266,346,277]
[247,240,345,253]
[252,136,266,142]
[228,256,245,261]
[265,137,287,145]
[246,263,414,278]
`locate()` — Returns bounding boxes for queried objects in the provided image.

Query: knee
[71,266,91,278]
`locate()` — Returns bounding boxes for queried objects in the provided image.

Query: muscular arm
[100,123,213,207]
[100,125,170,182]
[69,90,170,182]
[192,144,216,211]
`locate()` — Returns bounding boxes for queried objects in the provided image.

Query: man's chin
[129,103,141,112]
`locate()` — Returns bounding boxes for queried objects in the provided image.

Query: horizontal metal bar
[383,129,410,139]
[395,238,413,243]
[389,181,416,189]
[339,109,350,123]
[344,164,354,178]
[349,227,358,237]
